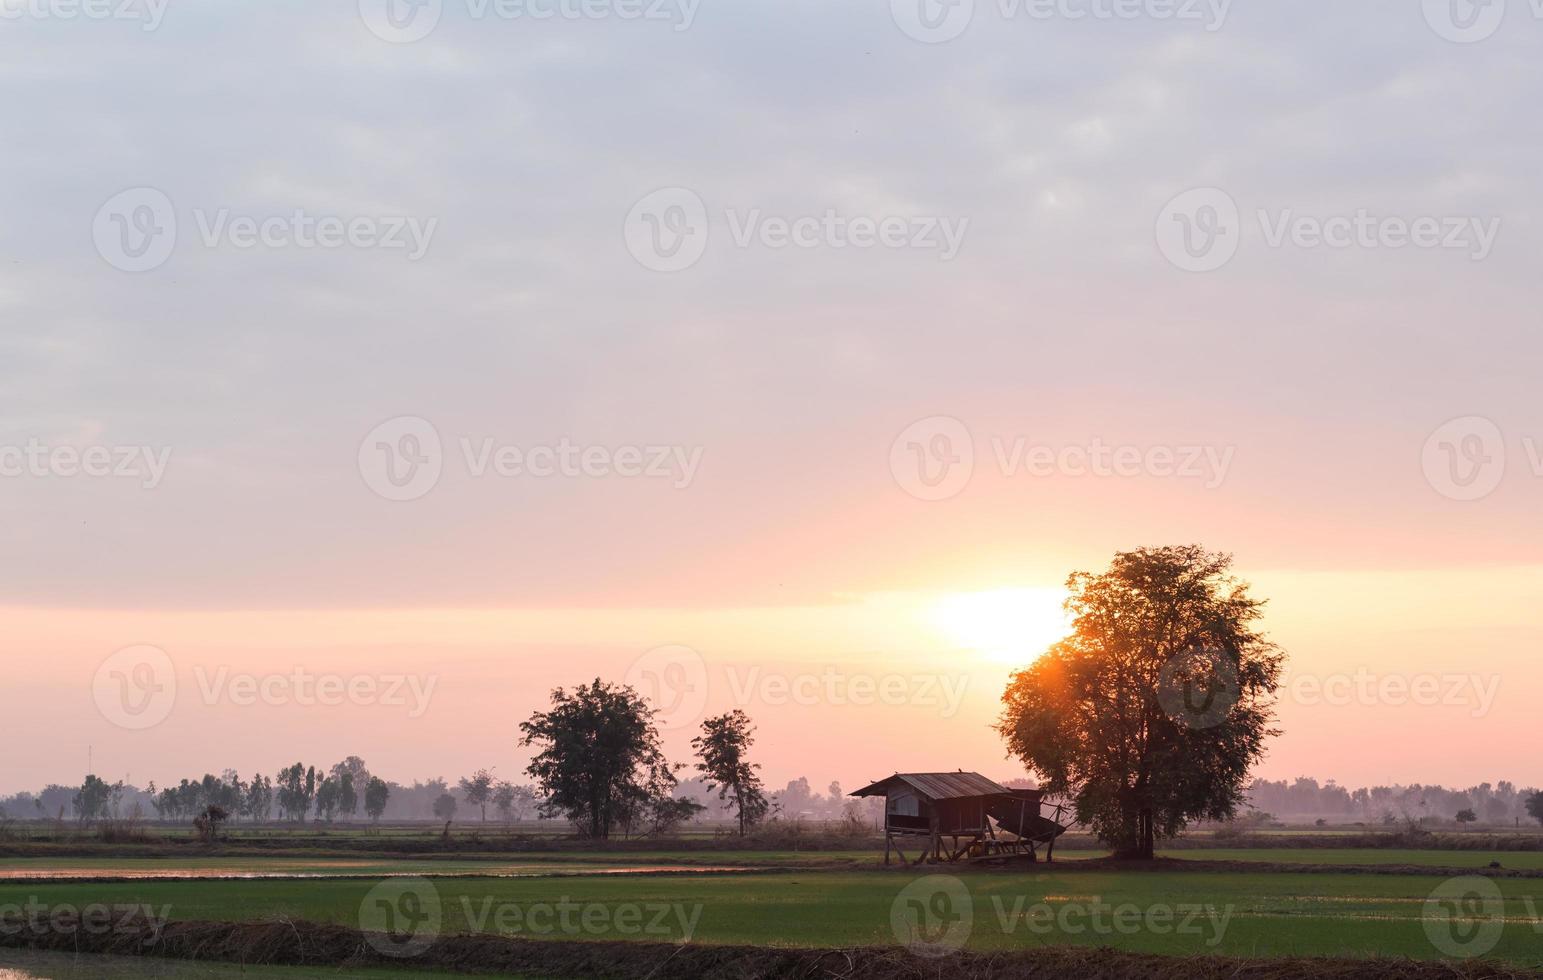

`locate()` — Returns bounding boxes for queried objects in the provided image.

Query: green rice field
[3,866,1541,964]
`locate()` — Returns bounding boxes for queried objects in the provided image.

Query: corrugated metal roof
[850,772,1010,801]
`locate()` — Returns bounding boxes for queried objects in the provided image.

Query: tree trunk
[1111,789,1144,859]
[1112,802,1158,859]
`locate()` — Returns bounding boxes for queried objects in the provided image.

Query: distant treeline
[33,767,1534,828]
[0,765,881,826]
[1244,777,1541,825]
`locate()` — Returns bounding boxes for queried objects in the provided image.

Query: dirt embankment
[1151,832,1543,853]
[1037,856,1543,879]
[2,917,1539,980]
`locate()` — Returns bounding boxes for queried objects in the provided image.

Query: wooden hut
[851,771,1068,865]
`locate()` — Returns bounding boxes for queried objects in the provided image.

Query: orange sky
[5,1,1540,801]
[6,561,1539,794]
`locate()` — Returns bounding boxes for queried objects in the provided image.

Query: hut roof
[850,772,1009,801]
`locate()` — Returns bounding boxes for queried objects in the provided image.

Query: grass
[3,867,1542,964]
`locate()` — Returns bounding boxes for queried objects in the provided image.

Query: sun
[925,587,1071,665]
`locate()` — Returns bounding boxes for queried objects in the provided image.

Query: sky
[2,0,1541,796]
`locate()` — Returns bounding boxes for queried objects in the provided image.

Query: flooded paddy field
[0,856,753,882]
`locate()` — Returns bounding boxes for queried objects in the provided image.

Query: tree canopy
[997,545,1284,858]
[459,769,496,823]
[519,678,679,839]
[364,776,391,823]
[692,709,769,835]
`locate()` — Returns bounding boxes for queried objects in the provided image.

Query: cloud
[0,0,1539,607]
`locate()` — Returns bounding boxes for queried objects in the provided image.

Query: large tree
[997,546,1284,859]
[692,710,769,835]
[519,678,678,839]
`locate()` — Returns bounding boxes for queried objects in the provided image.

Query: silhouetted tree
[316,777,340,823]
[692,710,769,835]
[276,763,316,822]
[998,546,1284,859]
[459,770,496,823]
[194,805,228,843]
[244,775,274,823]
[365,777,391,823]
[73,775,116,824]
[520,678,678,839]
[330,757,369,821]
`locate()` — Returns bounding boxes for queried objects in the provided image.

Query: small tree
[493,782,537,824]
[1455,808,1478,826]
[459,770,496,823]
[520,678,679,839]
[636,794,705,836]
[364,777,391,823]
[691,710,769,835]
[193,805,229,843]
[432,792,458,822]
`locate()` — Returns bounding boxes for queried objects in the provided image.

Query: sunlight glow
[925,587,1072,665]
